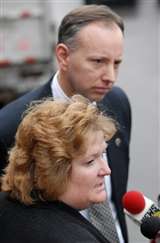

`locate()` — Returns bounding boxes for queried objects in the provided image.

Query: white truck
[0,0,55,93]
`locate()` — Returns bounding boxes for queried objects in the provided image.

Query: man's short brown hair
[58,4,124,49]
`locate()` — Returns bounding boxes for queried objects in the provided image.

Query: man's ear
[55,44,70,71]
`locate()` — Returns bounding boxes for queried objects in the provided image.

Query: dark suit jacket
[0,192,109,243]
[0,76,131,242]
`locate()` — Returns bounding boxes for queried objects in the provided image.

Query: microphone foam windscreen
[140,216,160,239]
[122,191,145,214]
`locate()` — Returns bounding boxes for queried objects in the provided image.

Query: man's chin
[88,93,106,102]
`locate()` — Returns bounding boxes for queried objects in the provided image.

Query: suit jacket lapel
[97,92,129,242]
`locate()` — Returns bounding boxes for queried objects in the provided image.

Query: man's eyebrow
[93,56,123,64]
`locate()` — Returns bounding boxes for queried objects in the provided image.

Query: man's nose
[101,65,116,85]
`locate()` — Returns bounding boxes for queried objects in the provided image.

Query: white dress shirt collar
[51,71,70,101]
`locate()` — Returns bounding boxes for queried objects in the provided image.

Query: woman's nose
[99,157,111,176]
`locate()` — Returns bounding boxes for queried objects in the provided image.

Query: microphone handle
[155,232,160,243]
[151,232,160,243]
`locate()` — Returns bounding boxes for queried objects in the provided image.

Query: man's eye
[114,62,121,69]
[92,59,102,63]
[95,59,102,63]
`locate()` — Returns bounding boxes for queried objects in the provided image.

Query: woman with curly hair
[0,95,116,243]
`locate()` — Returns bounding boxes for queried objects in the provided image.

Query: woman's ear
[55,43,70,71]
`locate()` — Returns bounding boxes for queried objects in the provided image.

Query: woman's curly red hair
[1,95,116,205]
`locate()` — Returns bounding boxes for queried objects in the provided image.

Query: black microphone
[140,216,160,241]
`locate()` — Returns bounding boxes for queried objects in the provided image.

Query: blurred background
[0,0,159,242]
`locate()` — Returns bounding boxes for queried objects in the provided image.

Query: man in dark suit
[0,4,131,243]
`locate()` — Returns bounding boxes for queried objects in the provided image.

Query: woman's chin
[93,192,107,204]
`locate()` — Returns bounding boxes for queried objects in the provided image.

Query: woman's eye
[86,160,94,165]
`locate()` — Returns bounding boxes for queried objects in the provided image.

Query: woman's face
[59,130,111,209]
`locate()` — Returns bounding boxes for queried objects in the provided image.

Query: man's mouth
[93,86,111,94]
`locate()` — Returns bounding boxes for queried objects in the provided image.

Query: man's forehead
[77,21,122,37]
[76,23,124,50]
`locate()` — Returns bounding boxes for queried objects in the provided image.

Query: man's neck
[51,71,70,101]
[57,71,75,98]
